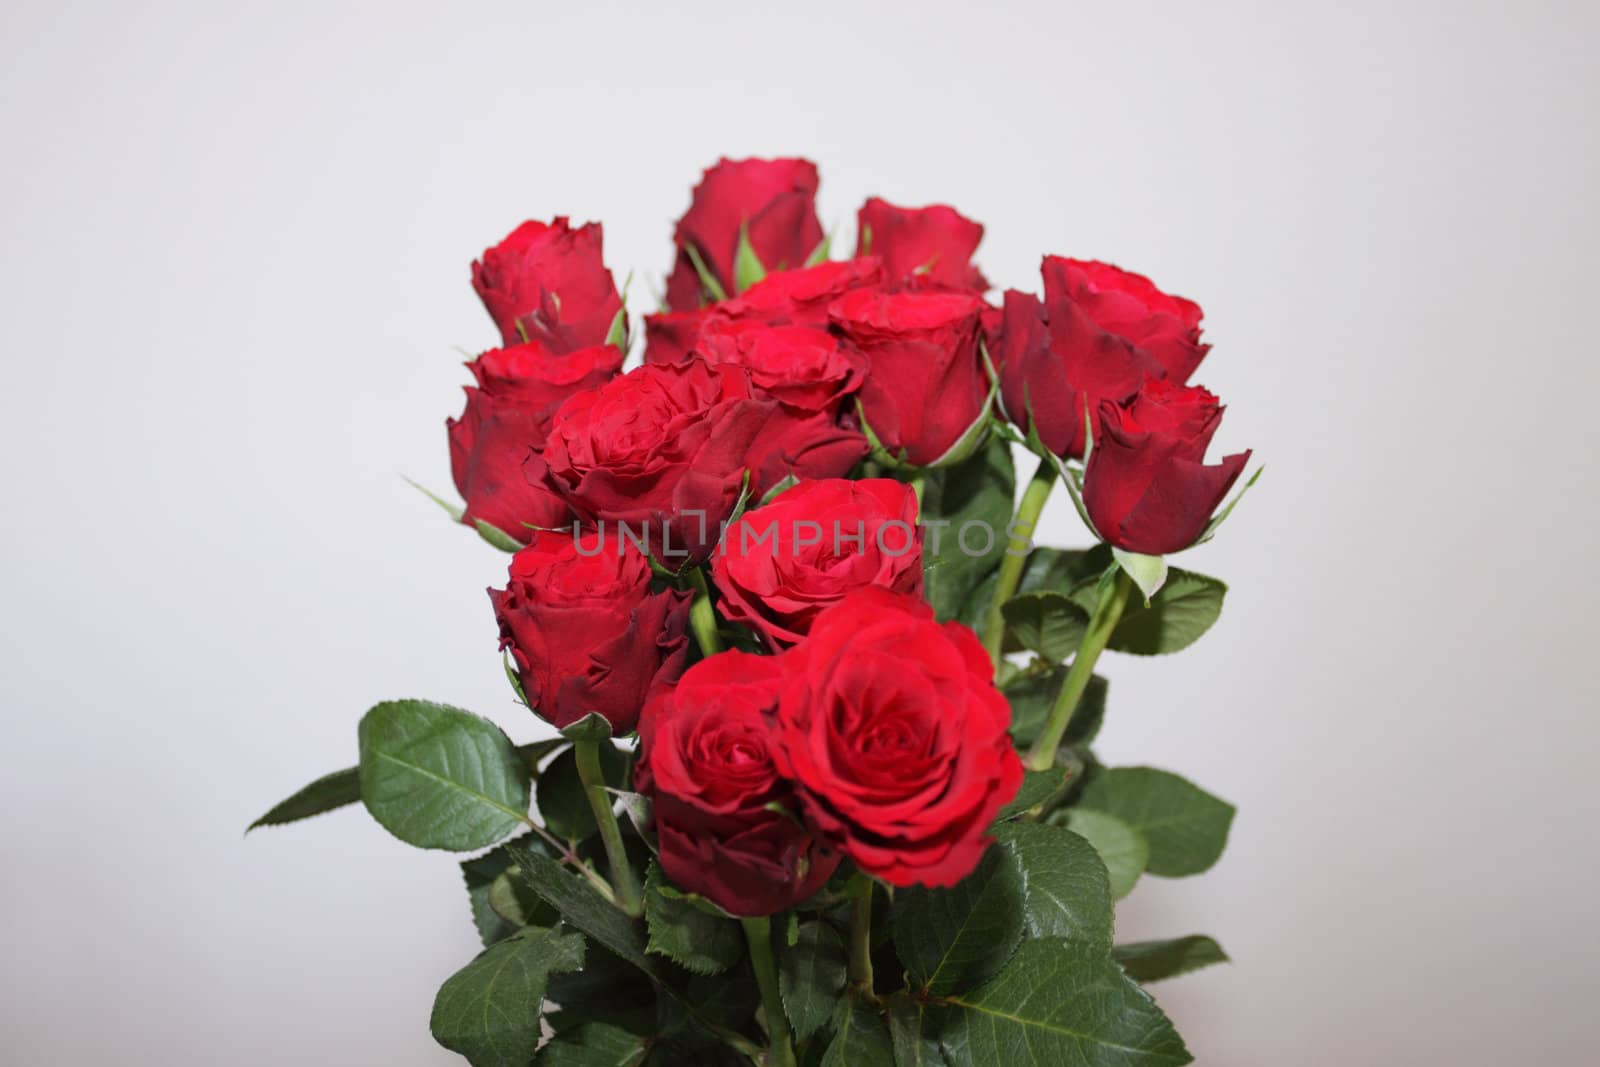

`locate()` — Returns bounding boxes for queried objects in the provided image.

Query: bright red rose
[636,651,840,916]
[1082,379,1251,555]
[857,198,988,291]
[829,287,990,467]
[773,588,1023,887]
[996,257,1208,458]
[489,529,690,732]
[693,320,866,412]
[664,158,825,311]
[713,479,922,649]
[472,218,624,351]
[447,342,623,542]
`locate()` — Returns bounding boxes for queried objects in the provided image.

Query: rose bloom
[447,342,622,542]
[995,256,1208,458]
[773,588,1023,887]
[1083,378,1250,555]
[489,529,690,733]
[857,197,988,291]
[830,286,990,467]
[636,651,839,916]
[713,479,922,649]
[692,320,866,412]
[664,157,825,311]
[471,218,623,351]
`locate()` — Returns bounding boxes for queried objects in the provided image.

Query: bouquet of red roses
[254,156,1258,1066]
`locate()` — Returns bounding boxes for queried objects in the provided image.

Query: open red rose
[1083,378,1251,555]
[665,158,825,311]
[773,588,1022,887]
[636,651,839,916]
[996,257,1207,458]
[713,479,922,649]
[447,342,623,542]
[693,320,866,412]
[857,197,988,291]
[489,529,690,733]
[472,218,623,351]
[830,287,990,467]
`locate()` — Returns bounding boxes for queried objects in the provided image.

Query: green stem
[573,739,643,917]
[687,568,723,656]
[741,916,796,1067]
[907,472,926,508]
[1024,569,1134,771]
[981,457,1057,666]
[847,875,874,993]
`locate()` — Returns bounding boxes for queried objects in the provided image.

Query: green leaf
[537,1022,649,1066]
[1077,767,1235,877]
[994,822,1113,952]
[1073,567,1226,656]
[732,223,767,292]
[248,766,359,830]
[1001,592,1088,662]
[1111,547,1168,603]
[934,939,1191,1066]
[474,518,524,553]
[461,833,558,945]
[921,435,1015,623]
[428,926,586,1067]
[358,700,531,851]
[1004,668,1107,748]
[780,920,848,1041]
[821,995,895,1067]
[506,846,661,980]
[535,741,626,843]
[645,863,742,975]
[1114,936,1229,983]
[1063,809,1149,900]
[893,843,1025,996]
[996,768,1070,820]
[887,994,951,1067]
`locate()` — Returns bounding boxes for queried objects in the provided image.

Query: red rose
[773,588,1023,887]
[857,197,988,291]
[489,529,690,732]
[636,651,840,916]
[693,320,866,412]
[664,158,825,311]
[447,342,623,542]
[712,479,922,649]
[1082,379,1250,555]
[829,287,990,467]
[996,257,1207,458]
[472,218,623,351]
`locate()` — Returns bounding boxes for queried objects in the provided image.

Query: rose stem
[846,874,875,993]
[741,915,796,1067]
[686,567,724,656]
[1024,567,1134,772]
[572,739,644,917]
[980,456,1057,667]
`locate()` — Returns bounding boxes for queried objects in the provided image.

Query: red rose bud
[489,529,690,733]
[472,218,624,351]
[664,157,825,311]
[636,651,840,916]
[713,479,923,649]
[1082,379,1251,555]
[856,197,988,291]
[996,257,1209,458]
[446,342,623,542]
[830,287,990,467]
[774,588,1023,887]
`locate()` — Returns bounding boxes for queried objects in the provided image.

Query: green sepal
[804,230,833,267]
[1112,547,1169,603]
[1193,464,1263,545]
[681,241,730,303]
[403,475,464,522]
[473,518,523,552]
[604,306,629,351]
[560,712,614,742]
[732,222,767,292]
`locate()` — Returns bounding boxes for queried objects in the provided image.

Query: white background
[2,2,1597,1063]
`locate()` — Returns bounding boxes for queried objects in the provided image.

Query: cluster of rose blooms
[449,157,1251,917]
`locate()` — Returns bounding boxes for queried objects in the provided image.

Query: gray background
[2,1,1596,1063]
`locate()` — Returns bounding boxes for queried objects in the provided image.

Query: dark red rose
[472,218,624,351]
[489,529,690,733]
[713,479,922,649]
[664,158,825,311]
[857,197,988,290]
[447,342,623,541]
[642,307,714,366]
[996,257,1208,458]
[773,588,1023,887]
[829,287,990,467]
[1082,378,1251,555]
[636,651,839,916]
